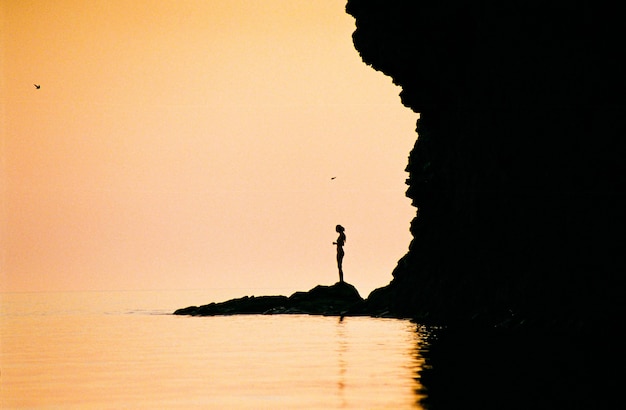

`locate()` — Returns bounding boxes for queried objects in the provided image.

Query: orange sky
[1,0,417,297]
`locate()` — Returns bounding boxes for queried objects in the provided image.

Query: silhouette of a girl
[333,225,346,282]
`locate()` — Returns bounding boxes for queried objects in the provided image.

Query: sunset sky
[2,0,417,297]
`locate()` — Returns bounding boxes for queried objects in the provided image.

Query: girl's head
[335,224,344,233]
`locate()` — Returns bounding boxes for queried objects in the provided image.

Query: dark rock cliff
[347,2,626,328]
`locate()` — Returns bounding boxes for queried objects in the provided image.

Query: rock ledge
[173,282,365,317]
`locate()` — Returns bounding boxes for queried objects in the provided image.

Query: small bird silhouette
[34,84,41,89]
[331,177,336,180]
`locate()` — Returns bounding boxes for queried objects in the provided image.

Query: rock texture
[346,2,626,328]
[174,282,364,316]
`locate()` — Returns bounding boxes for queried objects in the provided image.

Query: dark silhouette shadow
[345,3,626,405]
[416,326,625,409]
[346,0,626,330]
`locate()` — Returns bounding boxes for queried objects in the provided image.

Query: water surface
[1,291,428,409]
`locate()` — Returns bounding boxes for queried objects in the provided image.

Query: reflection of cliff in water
[416,327,623,409]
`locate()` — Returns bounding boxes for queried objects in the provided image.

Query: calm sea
[0,290,429,409]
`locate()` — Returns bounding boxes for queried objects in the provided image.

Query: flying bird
[331,177,336,180]
[34,84,41,89]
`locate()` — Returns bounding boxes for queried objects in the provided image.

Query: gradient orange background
[1,0,417,296]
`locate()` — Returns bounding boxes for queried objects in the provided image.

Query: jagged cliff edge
[347,2,626,329]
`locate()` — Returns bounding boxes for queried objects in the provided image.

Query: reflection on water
[336,316,348,407]
[0,291,429,409]
[5,291,620,409]
[333,316,430,408]
[416,325,625,410]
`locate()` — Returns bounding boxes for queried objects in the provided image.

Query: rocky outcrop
[174,295,290,316]
[346,2,626,328]
[173,282,364,316]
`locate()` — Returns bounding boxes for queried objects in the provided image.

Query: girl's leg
[337,254,344,282]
